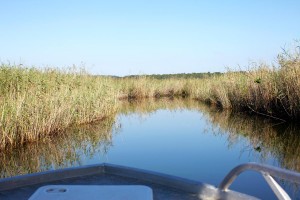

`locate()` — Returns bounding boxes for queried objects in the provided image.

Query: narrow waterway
[1,98,300,199]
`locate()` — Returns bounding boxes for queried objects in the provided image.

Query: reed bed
[116,46,300,121]
[192,46,300,120]
[0,45,299,149]
[0,66,117,149]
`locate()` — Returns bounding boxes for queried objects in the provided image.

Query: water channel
[1,98,300,199]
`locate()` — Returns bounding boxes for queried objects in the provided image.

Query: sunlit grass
[195,45,300,121]
[0,66,118,149]
[0,44,299,149]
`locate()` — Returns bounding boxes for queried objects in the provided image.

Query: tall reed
[191,45,300,120]
[0,65,117,149]
[0,44,299,149]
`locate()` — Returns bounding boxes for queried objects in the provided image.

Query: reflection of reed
[0,116,118,178]
[119,99,300,196]
[199,106,300,173]
[205,110,300,196]
[120,99,300,173]
[2,98,300,182]
[119,97,200,115]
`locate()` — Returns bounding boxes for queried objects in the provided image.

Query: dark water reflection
[1,98,300,199]
[0,117,117,178]
[208,110,300,173]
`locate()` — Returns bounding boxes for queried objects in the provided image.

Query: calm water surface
[1,99,300,199]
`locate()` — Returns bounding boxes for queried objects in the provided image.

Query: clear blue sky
[1,0,299,76]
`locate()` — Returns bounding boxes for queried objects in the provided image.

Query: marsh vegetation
[0,45,300,149]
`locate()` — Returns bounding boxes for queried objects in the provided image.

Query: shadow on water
[1,98,300,197]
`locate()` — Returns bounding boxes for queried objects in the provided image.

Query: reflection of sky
[81,109,281,199]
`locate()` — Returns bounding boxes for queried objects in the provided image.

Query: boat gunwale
[0,163,258,199]
[0,163,105,191]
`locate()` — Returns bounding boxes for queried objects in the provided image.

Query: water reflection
[0,116,118,178]
[121,98,300,173]
[119,99,300,198]
[1,98,300,182]
[202,107,300,172]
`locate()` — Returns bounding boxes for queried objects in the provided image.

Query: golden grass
[0,66,118,149]
[0,45,299,149]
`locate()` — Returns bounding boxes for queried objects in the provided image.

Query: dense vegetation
[0,45,299,149]
[123,72,223,79]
